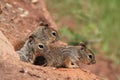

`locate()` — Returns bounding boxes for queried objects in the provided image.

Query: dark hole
[71,62,74,65]
[34,56,46,65]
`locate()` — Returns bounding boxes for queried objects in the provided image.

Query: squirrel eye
[81,47,84,51]
[52,31,56,36]
[88,54,93,59]
[38,43,44,49]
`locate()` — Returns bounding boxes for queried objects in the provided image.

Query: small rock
[5,3,13,8]
[31,0,38,3]
[20,11,29,17]
[52,67,56,70]
[18,7,24,12]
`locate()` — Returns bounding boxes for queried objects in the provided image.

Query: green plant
[45,0,120,64]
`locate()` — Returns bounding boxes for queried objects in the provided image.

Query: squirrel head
[28,34,49,56]
[34,20,60,43]
[77,42,96,65]
[41,24,60,43]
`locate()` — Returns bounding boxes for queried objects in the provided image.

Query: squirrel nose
[91,60,96,64]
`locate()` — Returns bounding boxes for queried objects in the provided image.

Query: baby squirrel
[31,21,60,43]
[17,21,59,63]
[36,42,96,68]
[16,34,49,63]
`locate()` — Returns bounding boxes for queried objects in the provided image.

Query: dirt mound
[0,31,100,80]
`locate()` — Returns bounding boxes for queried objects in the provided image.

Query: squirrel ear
[28,34,36,44]
[79,42,86,47]
[39,20,49,27]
